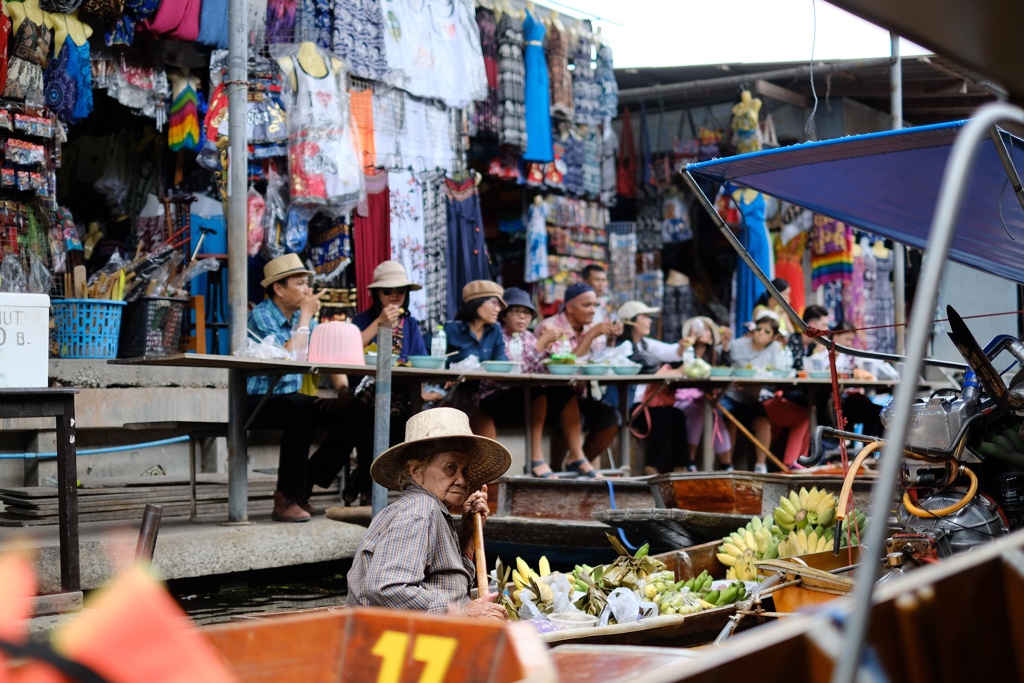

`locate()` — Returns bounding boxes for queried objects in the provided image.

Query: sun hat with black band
[617,300,661,323]
[370,408,512,490]
[260,253,315,288]
[461,280,506,307]
[366,260,423,291]
[498,287,536,321]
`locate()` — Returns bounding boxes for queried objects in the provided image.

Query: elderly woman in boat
[346,408,511,619]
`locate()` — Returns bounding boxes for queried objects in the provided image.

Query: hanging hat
[461,280,506,307]
[499,287,536,320]
[617,300,660,322]
[561,282,594,308]
[260,253,314,288]
[367,260,423,291]
[682,316,721,347]
[370,408,512,491]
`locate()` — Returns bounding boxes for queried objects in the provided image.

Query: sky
[548,0,930,69]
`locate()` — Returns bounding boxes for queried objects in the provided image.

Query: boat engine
[874,307,1024,568]
[803,306,1024,576]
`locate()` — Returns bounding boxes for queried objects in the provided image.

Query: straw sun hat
[371,408,512,491]
[367,260,422,291]
[260,253,314,288]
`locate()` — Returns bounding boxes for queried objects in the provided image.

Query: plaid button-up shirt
[347,484,475,613]
[246,298,317,396]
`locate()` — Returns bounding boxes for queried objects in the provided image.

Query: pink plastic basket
[307,321,365,365]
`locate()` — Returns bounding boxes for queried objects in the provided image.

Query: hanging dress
[388,170,427,324]
[595,42,618,120]
[572,20,599,127]
[546,20,572,120]
[3,16,51,101]
[330,0,389,81]
[773,229,807,317]
[473,6,500,139]
[496,11,525,151]
[521,10,552,162]
[43,37,76,121]
[524,199,549,283]
[0,13,11,95]
[729,185,772,335]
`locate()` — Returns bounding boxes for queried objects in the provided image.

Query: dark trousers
[348,400,407,499]
[246,394,355,502]
[633,405,690,473]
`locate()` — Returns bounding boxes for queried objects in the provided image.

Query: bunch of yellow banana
[773,487,837,531]
[777,526,833,558]
[717,525,778,581]
[511,555,550,591]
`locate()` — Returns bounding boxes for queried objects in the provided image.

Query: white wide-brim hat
[371,408,512,491]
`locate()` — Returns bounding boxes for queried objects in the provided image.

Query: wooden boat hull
[484,476,655,567]
[592,472,876,554]
[634,526,1024,682]
[649,471,877,514]
[592,508,752,552]
[202,606,556,683]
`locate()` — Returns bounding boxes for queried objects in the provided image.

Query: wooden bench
[122,421,228,520]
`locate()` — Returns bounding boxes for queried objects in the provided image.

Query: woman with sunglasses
[345,261,428,505]
[719,314,807,472]
[354,260,428,360]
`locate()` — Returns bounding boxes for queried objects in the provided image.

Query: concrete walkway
[2,511,368,595]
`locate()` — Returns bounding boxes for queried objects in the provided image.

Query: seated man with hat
[346,408,510,619]
[247,254,355,523]
[536,282,623,477]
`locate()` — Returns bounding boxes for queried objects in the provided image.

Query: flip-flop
[530,462,556,478]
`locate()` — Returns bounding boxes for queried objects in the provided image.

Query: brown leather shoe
[272,491,311,523]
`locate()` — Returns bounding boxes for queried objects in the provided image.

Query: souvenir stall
[0,0,625,358]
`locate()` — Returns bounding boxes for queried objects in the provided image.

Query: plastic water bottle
[431,325,447,358]
[291,326,310,362]
[682,344,696,366]
[780,347,794,376]
[508,332,524,363]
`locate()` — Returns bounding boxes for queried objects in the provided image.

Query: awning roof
[686,121,1024,284]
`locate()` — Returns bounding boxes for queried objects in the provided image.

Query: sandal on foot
[563,456,600,479]
[530,461,556,478]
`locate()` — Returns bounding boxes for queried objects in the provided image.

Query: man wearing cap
[347,408,510,619]
[537,282,622,476]
[248,254,354,523]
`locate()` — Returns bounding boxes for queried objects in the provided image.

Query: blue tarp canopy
[687,121,1024,285]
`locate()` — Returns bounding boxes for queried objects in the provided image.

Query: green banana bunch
[839,509,869,548]
[773,487,837,531]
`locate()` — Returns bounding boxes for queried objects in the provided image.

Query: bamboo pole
[707,394,791,474]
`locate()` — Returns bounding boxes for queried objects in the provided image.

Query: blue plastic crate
[52,299,127,359]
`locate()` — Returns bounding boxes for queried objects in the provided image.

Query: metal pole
[371,323,394,517]
[891,33,907,355]
[830,101,1024,683]
[134,504,163,563]
[225,0,249,522]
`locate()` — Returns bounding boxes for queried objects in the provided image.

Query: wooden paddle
[708,393,791,474]
[473,513,488,597]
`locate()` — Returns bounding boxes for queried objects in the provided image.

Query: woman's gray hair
[396,447,474,490]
